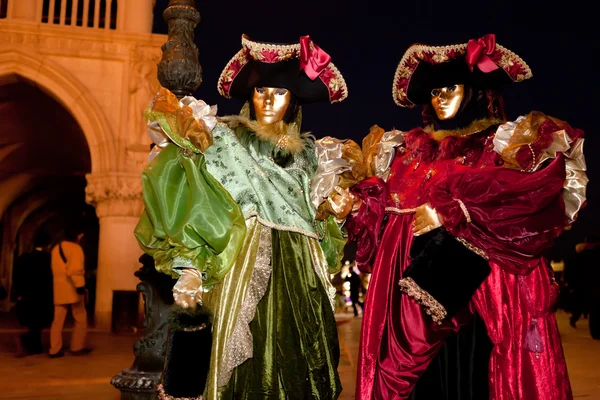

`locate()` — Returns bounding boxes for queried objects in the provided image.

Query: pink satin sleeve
[428,155,567,275]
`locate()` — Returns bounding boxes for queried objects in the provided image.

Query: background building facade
[0,0,164,331]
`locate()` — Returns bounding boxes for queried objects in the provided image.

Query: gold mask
[430,84,465,120]
[252,87,291,125]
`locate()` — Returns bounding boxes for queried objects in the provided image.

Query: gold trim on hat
[217,49,248,98]
[241,34,301,62]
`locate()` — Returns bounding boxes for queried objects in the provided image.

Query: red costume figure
[348,34,587,399]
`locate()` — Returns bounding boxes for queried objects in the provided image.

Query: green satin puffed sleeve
[134,143,246,291]
[319,216,346,274]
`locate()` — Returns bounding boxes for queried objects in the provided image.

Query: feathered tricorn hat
[392,34,533,107]
[217,34,348,104]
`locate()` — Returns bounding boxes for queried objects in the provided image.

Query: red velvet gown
[348,124,574,400]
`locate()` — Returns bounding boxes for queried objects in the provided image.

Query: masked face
[252,87,291,124]
[430,84,465,120]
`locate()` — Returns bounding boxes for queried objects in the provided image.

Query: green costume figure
[135,34,361,400]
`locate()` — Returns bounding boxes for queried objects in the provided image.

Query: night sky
[152,0,599,260]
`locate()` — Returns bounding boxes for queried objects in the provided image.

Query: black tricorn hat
[393,34,533,107]
[218,34,348,104]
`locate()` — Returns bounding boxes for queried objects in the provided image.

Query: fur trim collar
[425,118,503,141]
[219,115,309,155]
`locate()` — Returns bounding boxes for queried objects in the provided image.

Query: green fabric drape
[321,216,346,274]
[202,217,264,399]
[134,144,246,290]
[220,229,342,400]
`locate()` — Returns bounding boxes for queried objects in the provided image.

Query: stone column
[8,0,37,20]
[85,172,145,332]
[121,0,154,34]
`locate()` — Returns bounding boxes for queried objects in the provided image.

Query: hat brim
[406,56,514,106]
[393,41,532,108]
[228,59,331,104]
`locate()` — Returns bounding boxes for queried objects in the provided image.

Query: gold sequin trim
[398,277,447,325]
[385,206,417,215]
[157,383,203,400]
[453,198,472,223]
[182,323,208,332]
[456,237,489,260]
[276,134,290,149]
[526,143,536,172]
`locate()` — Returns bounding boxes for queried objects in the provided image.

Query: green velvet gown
[135,112,344,400]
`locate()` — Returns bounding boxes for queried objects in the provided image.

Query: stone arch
[0,48,116,173]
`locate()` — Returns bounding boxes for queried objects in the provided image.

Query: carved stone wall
[85,173,144,218]
[0,19,166,173]
[0,17,167,329]
[128,45,162,148]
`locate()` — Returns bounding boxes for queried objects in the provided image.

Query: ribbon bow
[466,34,499,73]
[299,35,332,80]
[310,137,351,209]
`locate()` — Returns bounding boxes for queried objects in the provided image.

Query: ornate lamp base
[111,370,162,400]
[111,254,176,400]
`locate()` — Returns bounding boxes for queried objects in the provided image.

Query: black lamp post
[110,1,202,398]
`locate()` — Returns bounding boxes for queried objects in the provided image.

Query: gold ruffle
[496,112,570,171]
[145,88,214,155]
[311,136,365,220]
[361,125,405,180]
[493,112,588,223]
[362,125,386,177]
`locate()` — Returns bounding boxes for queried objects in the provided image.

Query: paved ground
[0,310,597,399]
